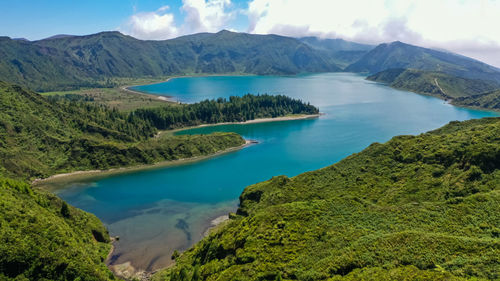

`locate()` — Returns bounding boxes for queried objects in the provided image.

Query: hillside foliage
[154,118,500,281]
[1,82,318,180]
[0,177,115,280]
[367,68,500,110]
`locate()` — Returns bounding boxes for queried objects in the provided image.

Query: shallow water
[54,73,498,271]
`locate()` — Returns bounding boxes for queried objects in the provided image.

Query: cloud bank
[121,0,500,67]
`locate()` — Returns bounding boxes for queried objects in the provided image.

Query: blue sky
[1,0,499,67]
[0,0,248,40]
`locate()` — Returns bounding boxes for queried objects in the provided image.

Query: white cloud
[246,0,500,67]
[124,6,179,40]
[182,0,234,34]
[121,0,234,40]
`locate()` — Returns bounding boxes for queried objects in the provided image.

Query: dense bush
[0,178,114,280]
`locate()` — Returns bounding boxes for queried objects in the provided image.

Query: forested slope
[0,81,244,180]
[154,118,500,281]
[0,178,115,280]
[0,81,318,180]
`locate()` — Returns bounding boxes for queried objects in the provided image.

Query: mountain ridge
[346,41,500,83]
[0,30,345,91]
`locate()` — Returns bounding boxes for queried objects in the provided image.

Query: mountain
[154,117,500,280]
[0,30,342,91]
[299,37,374,68]
[299,37,374,53]
[368,68,500,100]
[345,41,500,83]
[42,34,76,40]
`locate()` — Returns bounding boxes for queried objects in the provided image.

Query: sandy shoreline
[120,85,176,103]
[163,113,321,136]
[33,140,256,188]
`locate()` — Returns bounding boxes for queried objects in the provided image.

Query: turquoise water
[56,73,498,271]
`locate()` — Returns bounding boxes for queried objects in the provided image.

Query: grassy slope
[0,81,245,180]
[367,68,500,109]
[154,118,500,281]
[0,178,114,280]
[42,77,171,111]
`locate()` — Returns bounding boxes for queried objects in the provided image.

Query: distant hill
[3,31,500,93]
[0,31,344,91]
[299,37,374,68]
[367,68,500,100]
[346,41,500,83]
[154,117,500,280]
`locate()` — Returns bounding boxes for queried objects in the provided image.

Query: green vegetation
[133,94,319,130]
[0,30,343,92]
[1,82,277,180]
[454,90,500,110]
[41,77,170,111]
[0,177,115,280]
[346,41,500,83]
[0,81,317,181]
[0,81,321,280]
[367,68,500,110]
[154,117,500,280]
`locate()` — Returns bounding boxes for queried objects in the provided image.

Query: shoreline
[163,114,322,136]
[33,113,321,188]
[33,140,256,188]
[122,73,256,103]
[368,79,500,114]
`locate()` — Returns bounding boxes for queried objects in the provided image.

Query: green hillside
[0,81,321,180]
[346,41,500,83]
[367,68,499,99]
[154,117,500,281]
[0,81,245,180]
[0,177,115,280]
[367,68,500,110]
[0,31,343,91]
[454,90,500,110]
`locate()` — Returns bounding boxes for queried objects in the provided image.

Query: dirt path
[434,78,450,100]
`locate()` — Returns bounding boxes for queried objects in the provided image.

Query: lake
[54,73,498,272]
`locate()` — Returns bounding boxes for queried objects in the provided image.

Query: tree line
[132,94,319,130]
